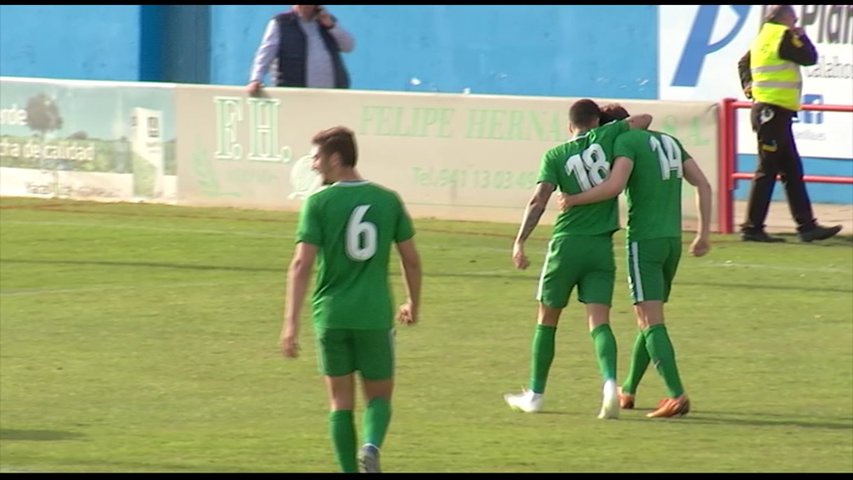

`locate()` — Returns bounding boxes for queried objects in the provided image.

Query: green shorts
[625,237,681,304]
[536,234,616,308]
[315,327,395,380]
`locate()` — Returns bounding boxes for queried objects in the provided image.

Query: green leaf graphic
[192,147,241,198]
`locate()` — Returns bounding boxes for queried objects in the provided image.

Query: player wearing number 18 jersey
[280,126,422,473]
[558,104,713,419]
[505,99,652,419]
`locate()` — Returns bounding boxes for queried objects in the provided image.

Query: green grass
[1,197,851,473]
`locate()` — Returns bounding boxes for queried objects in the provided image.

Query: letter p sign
[671,5,751,87]
[796,94,824,125]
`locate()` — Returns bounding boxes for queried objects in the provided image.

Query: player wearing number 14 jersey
[280,126,422,473]
[505,99,652,419]
[557,104,713,418]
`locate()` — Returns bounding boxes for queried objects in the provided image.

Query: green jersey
[613,129,690,241]
[538,120,628,236]
[295,180,415,329]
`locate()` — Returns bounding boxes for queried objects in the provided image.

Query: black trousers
[741,103,816,233]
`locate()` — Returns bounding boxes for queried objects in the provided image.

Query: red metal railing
[717,99,853,234]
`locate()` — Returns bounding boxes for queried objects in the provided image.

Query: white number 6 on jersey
[346,205,378,261]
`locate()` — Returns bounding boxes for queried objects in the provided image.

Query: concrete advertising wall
[174,86,717,227]
[1,78,719,229]
[0,77,176,202]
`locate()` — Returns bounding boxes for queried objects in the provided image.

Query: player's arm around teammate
[558,155,712,257]
[558,154,633,208]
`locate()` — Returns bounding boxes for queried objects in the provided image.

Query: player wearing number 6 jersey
[558,104,713,418]
[280,126,422,473]
[505,99,651,419]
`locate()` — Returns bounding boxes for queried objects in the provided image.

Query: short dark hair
[312,126,358,167]
[765,5,795,23]
[569,99,602,130]
[600,103,630,124]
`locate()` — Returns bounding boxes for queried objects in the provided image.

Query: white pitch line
[0,281,260,298]
[453,269,517,276]
[1,219,516,252]
[1,219,290,239]
[703,261,852,274]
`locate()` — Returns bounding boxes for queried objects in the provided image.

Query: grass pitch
[1,197,851,472]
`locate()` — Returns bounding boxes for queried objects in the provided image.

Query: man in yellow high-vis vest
[737,5,842,243]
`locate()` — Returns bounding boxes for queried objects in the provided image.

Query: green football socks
[529,324,556,394]
[643,324,685,398]
[329,409,357,473]
[362,397,391,449]
[590,324,617,382]
[622,330,651,395]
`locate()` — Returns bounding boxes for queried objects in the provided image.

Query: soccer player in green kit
[280,126,422,472]
[558,104,712,418]
[505,99,652,419]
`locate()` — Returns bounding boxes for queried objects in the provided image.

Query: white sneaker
[598,379,619,419]
[504,388,543,413]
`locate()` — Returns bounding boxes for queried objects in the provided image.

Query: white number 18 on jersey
[564,143,610,191]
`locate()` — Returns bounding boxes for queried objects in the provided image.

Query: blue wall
[210,5,657,99]
[161,6,210,84]
[1,5,657,100]
[0,5,143,82]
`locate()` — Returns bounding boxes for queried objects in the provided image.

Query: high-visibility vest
[750,22,803,111]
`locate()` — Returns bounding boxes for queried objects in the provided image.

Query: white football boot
[597,379,620,419]
[503,388,543,413]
